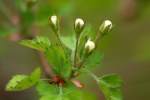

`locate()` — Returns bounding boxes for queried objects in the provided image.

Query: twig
[74,38,79,67]
[38,52,55,78]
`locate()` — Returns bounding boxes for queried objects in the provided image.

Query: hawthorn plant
[5,15,123,100]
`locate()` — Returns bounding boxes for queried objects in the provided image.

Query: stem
[38,52,55,78]
[84,68,99,82]
[94,30,106,49]
[54,31,67,55]
[59,85,63,95]
[41,78,52,81]
[59,85,63,99]
[74,38,79,67]
[4,1,55,79]
[94,31,101,46]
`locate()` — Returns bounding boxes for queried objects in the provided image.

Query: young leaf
[45,44,72,78]
[6,68,41,91]
[30,67,41,84]
[37,81,96,100]
[84,52,103,69]
[36,80,58,96]
[60,35,76,51]
[37,81,69,100]
[6,75,28,91]
[20,36,51,51]
[40,95,69,100]
[98,74,123,100]
[68,89,97,100]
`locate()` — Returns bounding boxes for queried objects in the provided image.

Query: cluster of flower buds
[49,15,113,54]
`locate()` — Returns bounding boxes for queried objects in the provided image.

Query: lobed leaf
[45,44,72,78]
[84,52,103,69]
[20,36,51,51]
[60,35,76,51]
[98,74,123,100]
[36,80,58,96]
[36,81,97,100]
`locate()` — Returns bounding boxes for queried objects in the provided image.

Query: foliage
[98,74,123,100]
[6,15,123,100]
[6,68,41,91]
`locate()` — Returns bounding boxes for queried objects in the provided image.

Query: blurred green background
[0,0,150,100]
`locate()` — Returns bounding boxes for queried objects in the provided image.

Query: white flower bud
[99,20,112,34]
[49,15,59,33]
[74,18,85,37]
[85,39,95,53]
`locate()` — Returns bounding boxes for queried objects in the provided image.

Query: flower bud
[74,18,85,37]
[85,39,95,53]
[49,15,59,33]
[99,20,112,35]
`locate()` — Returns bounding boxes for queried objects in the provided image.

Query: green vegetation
[6,15,123,100]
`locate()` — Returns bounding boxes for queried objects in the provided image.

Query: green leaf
[60,35,76,51]
[30,68,41,83]
[40,95,69,100]
[6,75,28,91]
[6,68,41,91]
[37,81,68,100]
[20,36,51,51]
[98,74,123,100]
[45,44,72,78]
[84,52,103,69]
[78,25,95,58]
[36,81,96,100]
[36,81,58,96]
[81,25,96,40]
[99,74,123,88]
[68,89,97,100]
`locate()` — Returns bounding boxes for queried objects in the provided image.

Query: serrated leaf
[68,89,97,100]
[99,74,123,88]
[84,52,103,69]
[40,95,69,100]
[37,81,68,100]
[60,35,76,51]
[36,81,58,96]
[45,44,72,78]
[20,36,51,51]
[30,67,41,83]
[98,74,123,100]
[36,81,96,100]
[6,68,41,91]
[6,75,28,91]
